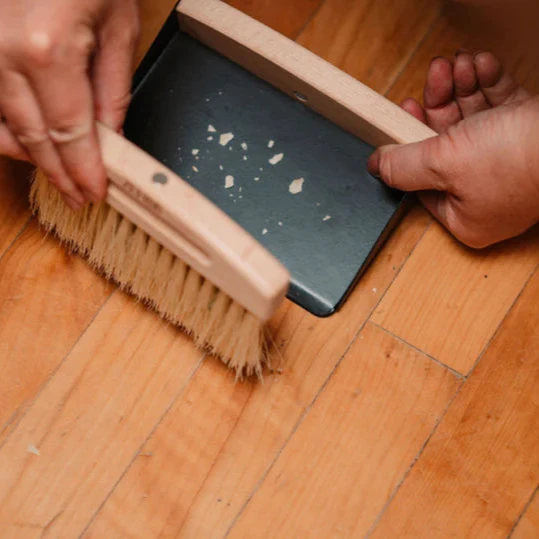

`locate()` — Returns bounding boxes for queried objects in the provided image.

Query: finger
[28,27,107,202]
[401,98,427,124]
[0,69,85,208]
[453,52,490,117]
[424,57,462,133]
[0,120,31,162]
[92,2,139,131]
[474,51,530,106]
[368,137,448,193]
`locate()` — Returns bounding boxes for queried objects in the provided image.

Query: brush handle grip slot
[97,123,290,321]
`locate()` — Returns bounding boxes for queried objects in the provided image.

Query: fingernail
[81,188,101,204]
[367,151,381,178]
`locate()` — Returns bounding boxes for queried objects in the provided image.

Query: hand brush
[30,123,290,378]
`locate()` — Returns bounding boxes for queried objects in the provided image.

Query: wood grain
[0,222,112,444]
[229,322,460,538]
[372,223,539,375]
[225,0,323,39]
[135,0,178,65]
[371,267,539,538]
[513,489,539,539]
[386,10,539,108]
[296,0,441,94]
[84,206,432,538]
[0,292,203,537]
[0,158,33,258]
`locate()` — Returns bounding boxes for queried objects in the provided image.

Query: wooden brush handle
[177,0,437,147]
[97,124,290,321]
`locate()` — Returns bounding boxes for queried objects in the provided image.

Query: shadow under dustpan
[123,10,406,318]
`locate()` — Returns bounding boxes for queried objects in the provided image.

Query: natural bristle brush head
[30,171,273,379]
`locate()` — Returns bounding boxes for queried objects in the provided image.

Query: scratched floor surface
[0,0,538,537]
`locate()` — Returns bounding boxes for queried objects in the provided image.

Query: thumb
[368,136,448,193]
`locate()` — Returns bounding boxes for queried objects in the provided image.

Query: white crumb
[28,444,40,456]
[316,202,321,207]
[323,215,332,221]
[269,153,284,165]
[192,149,199,155]
[229,147,233,151]
[218,91,223,95]
[268,140,275,148]
[241,142,248,151]
[192,166,199,172]
[259,167,264,172]
[177,146,181,151]
[372,287,378,294]
[243,156,248,161]
[289,177,304,195]
[205,98,210,102]
[208,124,217,133]
[207,136,214,141]
[239,195,243,199]
[254,177,260,182]
[239,186,243,193]
[225,175,235,189]
[220,133,234,146]
[278,221,283,227]
[262,228,268,235]
[219,165,224,171]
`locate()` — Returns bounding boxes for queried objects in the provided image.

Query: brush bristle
[29,171,271,378]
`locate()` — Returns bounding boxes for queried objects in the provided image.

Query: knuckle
[22,26,95,67]
[24,30,59,67]
[13,125,49,146]
[48,122,91,144]
[71,27,96,57]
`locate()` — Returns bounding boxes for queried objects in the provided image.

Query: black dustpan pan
[123,0,435,317]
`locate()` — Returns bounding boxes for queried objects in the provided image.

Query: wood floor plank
[512,489,539,539]
[296,0,441,93]
[370,268,539,538]
[0,222,113,444]
[84,207,432,538]
[0,158,33,258]
[228,322,460,538]
[225,0,324,38]
[0,292,203,538]
[386,10,539,107]
[371,223,539,375]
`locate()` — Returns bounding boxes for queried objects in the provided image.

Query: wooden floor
[1,0,539,537]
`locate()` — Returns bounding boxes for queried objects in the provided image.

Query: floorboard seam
[0,292,116,453]
[364,377,465,538]
[78,352,207,539]
[0,216,32,265]
[293,0,326,42]
[223,217,434,537]
[508,482,539,538]
[464,262,539,379]
[370,322,465,380]
[382,9,443,98]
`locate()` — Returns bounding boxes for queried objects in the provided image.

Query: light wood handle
[177,0,437,147]
[98,123,290,321]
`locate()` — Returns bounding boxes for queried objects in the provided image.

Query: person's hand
[368,51,539,249]
[0,0,139,210]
